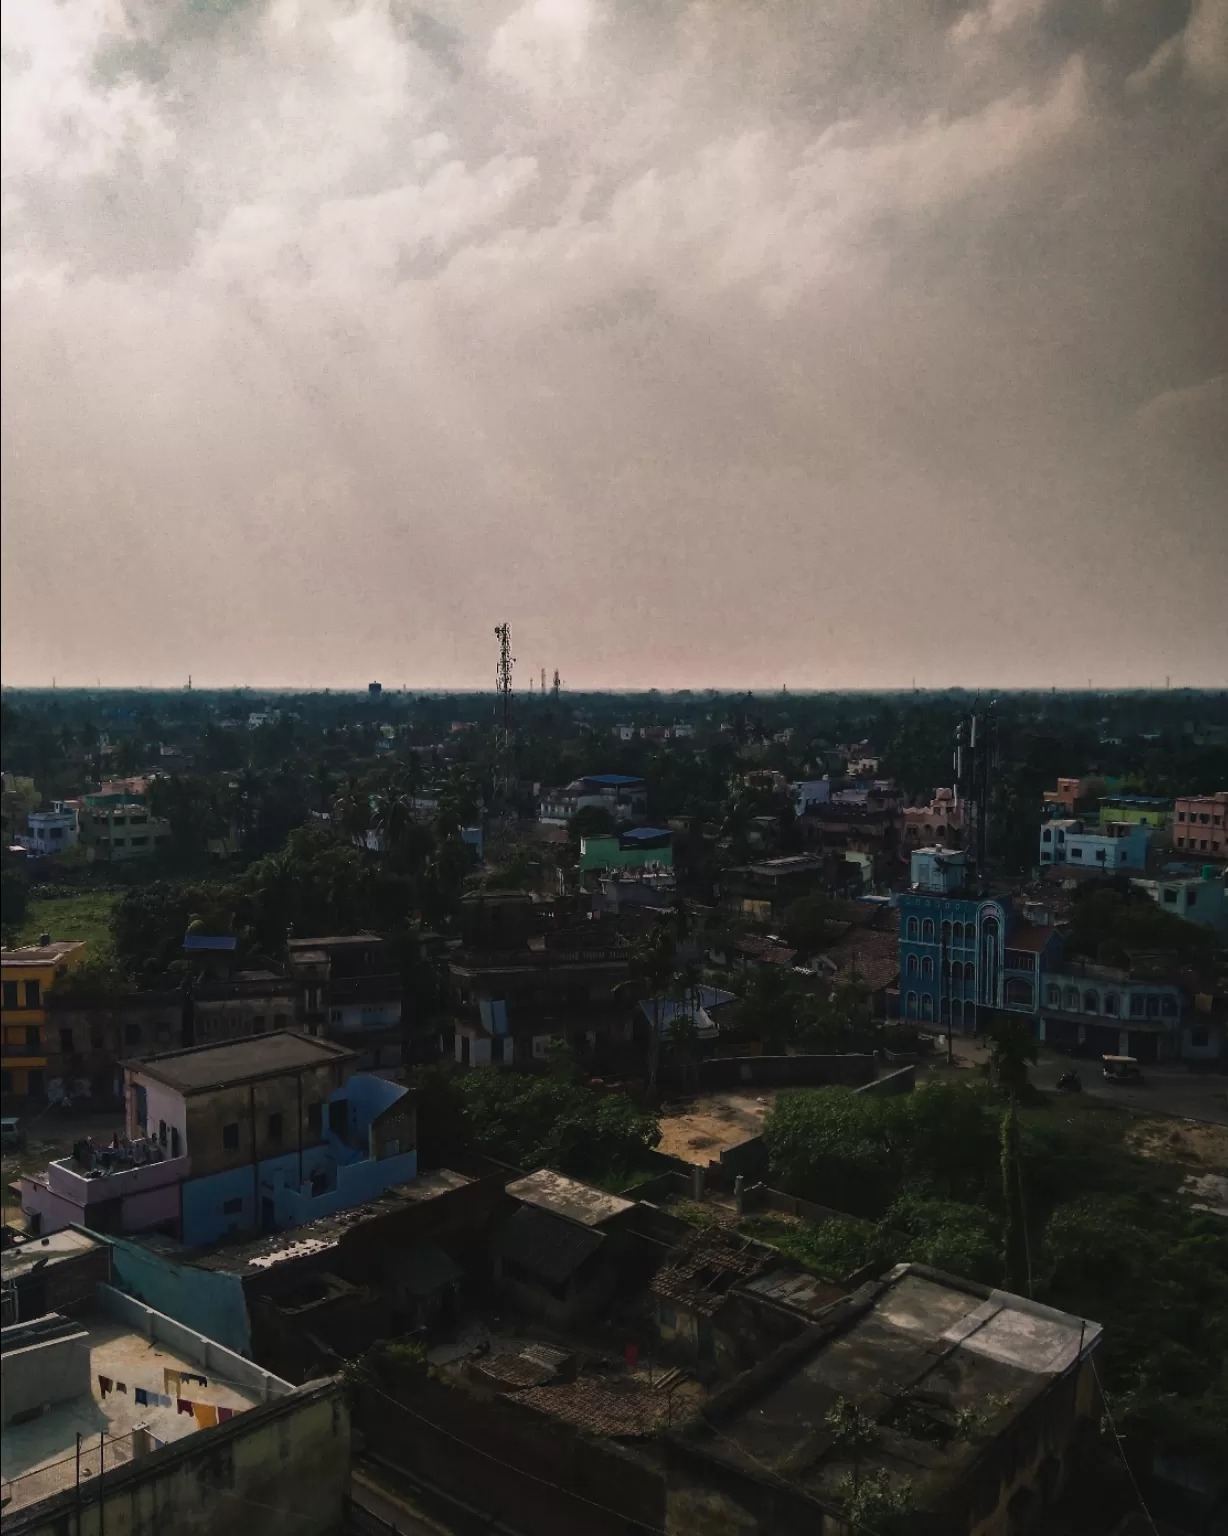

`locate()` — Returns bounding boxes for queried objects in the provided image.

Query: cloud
[2,0,1226,687]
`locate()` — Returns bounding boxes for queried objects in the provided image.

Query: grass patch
[17,890,120,960]
[739,1213,887,1279]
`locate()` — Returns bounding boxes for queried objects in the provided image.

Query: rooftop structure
[504,1169,635,1228]
[680,1263,1102,1533]
[127,1031,355,1094]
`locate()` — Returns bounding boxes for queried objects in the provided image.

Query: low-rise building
[0,1287,348,1536]
[538,774,648,827]
[1132,867,1228,935]
[287,933,403,1069]
[1038,961,1184,1062]
[1173,791,1228,857]
[1038,818,1151,872]
[579,826,674,873]
[18,804,79,856]
[2,941,87,1099]
[76,793,172,863]
[790,779,830,816]
[718,855,830,922]
[19,1033,418,1246]
[901,787,964,850]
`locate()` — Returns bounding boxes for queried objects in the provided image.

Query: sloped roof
[496,1206,604,1285]
[512,1378,661,1438]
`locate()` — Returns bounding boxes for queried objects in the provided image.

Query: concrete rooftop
[505,1169,636,1228]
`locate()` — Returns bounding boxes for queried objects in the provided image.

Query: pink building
[1174,792,1228,858]
[901,788,965,850]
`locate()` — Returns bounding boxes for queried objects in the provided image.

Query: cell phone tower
[494,624,515,820]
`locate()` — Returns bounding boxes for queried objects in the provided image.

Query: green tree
[617,925,676,1096]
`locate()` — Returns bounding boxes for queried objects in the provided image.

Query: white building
[1039,819,1151,872]
[1132,869,1228,935]
[910,846,967,894]
[20,803,79,855]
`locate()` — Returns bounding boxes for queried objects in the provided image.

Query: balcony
[46,1151,189,1204]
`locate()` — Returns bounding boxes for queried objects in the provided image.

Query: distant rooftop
[1,942,86,968]
[504,1169,636,1229]
[127,1031,354,1095]
[182,934,237,952]
[580,774,646,788]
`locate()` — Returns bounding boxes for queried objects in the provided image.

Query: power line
[1088,1352,1160,1536]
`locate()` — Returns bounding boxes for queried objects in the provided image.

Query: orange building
[1,941,86,1099]
[1174,792,1228,858]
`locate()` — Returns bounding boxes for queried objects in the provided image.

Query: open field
[16,889,121,958]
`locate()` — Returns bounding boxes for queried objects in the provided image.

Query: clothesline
[97,1369,241,1429]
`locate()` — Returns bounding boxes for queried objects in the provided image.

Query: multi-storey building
[1037,963,1183,1063]
[1173,792,1228,857]
[18,804,80,856]
[287,933,404,1069]
[538,774,648,827]
[1,941,86,1098]
[1131,868,1228,935]
[900,787,964,851]
[19,1032,417,1245]
[76,794,172,862]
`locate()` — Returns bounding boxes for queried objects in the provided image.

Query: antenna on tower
[541,668,547,695]
[552,669,561,700]
[493,624,516,823]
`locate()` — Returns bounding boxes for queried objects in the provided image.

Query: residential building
[44,990,186,1107]
[1096,794,1170,831]
[796,803,900,879]
[718,854,830,922]
[1173,791,1228,857]
[2,941,87,1099]
[1038,961,1183,1062]
[1132,867,1228,935]
[0,1289,348,1536]
[1,1226,113,1326]
[1038,818,1151,871]
[287,933,403,1069]
[19,1032,417,1246]
[450,902,633,1067]
[493,1170,637,1324]
[579,826,673,873]
[538,774,648,827]
[898,886,1060,1028]
[18,804,79,856]
[1042,775,1121,813]
[909,845,968,894]
[674,1263,1102,1536]
[76,794,172,862]
[900,786,964,850]
[789,778,830,815]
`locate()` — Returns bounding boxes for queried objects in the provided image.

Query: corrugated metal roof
[496,1206,605,1284]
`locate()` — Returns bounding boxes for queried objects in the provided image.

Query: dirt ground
[1126,1116,1228,1172]
[655,1091,777,1165]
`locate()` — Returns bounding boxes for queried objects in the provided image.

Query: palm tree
[332,777,371,846]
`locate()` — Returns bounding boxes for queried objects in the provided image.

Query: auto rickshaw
[1101,1055,1143,1085]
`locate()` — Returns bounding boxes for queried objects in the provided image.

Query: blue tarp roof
[182,934,238,951]
[582,773,646,787]
[621,826,672,842]
[636,987,737,1031]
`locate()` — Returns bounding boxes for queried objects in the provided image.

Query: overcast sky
[2,0,1225,690]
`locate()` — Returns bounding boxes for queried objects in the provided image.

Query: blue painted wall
[107,1233,251,1356]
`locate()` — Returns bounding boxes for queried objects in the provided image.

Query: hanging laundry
[177,1399,194,1416]
[157,1393,174,1408]
[135,1387,149,1406]
[193,1404,219,1429]
[99,1376,113,1396]
[182,1372,208,1388]
[216,1407,234,1423]
[164,1369,182,1399]
[116,1381,127,1394]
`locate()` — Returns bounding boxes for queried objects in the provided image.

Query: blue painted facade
[107,1232,252,1356]
[898,892,1061,1030]
[179,1074,417,1247]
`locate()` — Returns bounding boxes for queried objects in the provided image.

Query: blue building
[898,850,1060,1029]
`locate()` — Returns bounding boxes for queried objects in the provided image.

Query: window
[921,994,934,1020]
[1104,992,1119,1016]
[907,955,918,976]
[24,980,41,1008]
[113,839,126,848]
[223,1198,243,1215]
[922,919,935,942]
[1163,888,1178,904]
[1146,995,1159,1018]
[1064,987,1080,1011]
[60,1028,74,1053]
[1042,828,1052,842]
[906,992,919,1018]
[223,1122,240,1151]
[1130,995,1145,1017]
[1095,849,1106,862]
[1083,991,1099,1014]
[1161,995,1177,1017]
[952,961,964,982]
[129,836,149,847]
[267,1112,283,1142]
[922,957,934,979]
[907,917,919,940]
[307,1101,323,1135]
[1046,984,1061,1008]
[952,922,964,941]
[26,1025,40,1048]
[941,921,952,942]
[1187,890,1198,907]
[1070,847,1083,859]
[1177,811,1186,822]
[2,981,17,1009]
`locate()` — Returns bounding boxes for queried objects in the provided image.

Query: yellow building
[1,941,86,1098]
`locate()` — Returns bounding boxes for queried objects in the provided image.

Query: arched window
[906,992,919,1018]
[952,922,964,941]
[1064,987,1079,1011]
[1146,995,1160,1018]
[1046,984,1061,1008]
[922,919,935,942]
[941,959,951,979]
[907,917,919,940]
[1083,991,1099,1014]
[940,998,951,1020]
[941,921,952,943]
[922,957,934,979]
[1103,992,1119,1017]
[1005,979,1034,1008]
[907,955,919,977]
[921,994,935,1020]
[1161,995,1177,1017]
[951,960,964,982]
[951,999,963,1023]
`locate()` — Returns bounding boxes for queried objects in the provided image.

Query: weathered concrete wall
[108,1236,252,1357]
[1,1330,91,1425]
[7,1379,350,1536]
